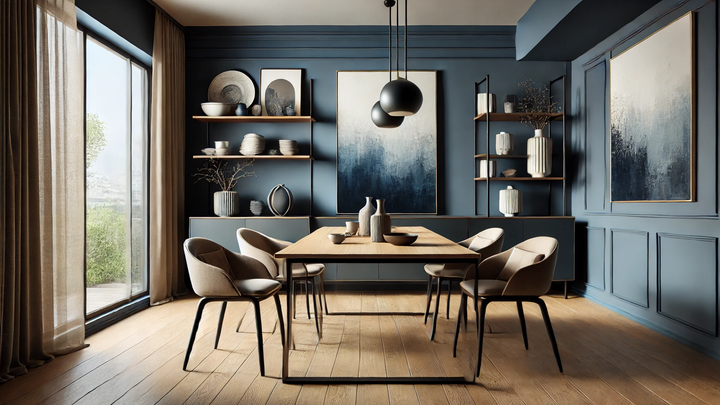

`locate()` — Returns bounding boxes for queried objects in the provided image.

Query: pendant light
[379,0,422,117]
[371,0,404,128]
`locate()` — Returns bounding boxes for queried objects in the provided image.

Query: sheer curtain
[150,10,186,305]
[0,0,85,384]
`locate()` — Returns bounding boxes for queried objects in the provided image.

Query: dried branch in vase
[194,159,256,191]
[517,78,560,130]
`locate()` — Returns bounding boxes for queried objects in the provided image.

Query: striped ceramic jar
[213,191,240,217]
[499,185,523,217]
[527,129,552,178]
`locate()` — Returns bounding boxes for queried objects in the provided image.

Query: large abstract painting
[610,13,694,202]
[337,71,437,214]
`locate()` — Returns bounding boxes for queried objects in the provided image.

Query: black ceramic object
[267,184,293,216]
[383,232,418,246]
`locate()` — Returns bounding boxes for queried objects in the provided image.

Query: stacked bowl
[239,133,265,156]
[279,140,299,156]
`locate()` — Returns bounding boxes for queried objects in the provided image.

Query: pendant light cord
[404,0,408,80]
[388,3,391,82]
[396,1,399,79]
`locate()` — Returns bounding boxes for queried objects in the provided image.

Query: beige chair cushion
[424,263,465,278]
[468,236,493,252]
[497,247,545,281]
[289,263,325,278]
[198,249,233,278]
[460,279,507,296]
[234,279,281,297]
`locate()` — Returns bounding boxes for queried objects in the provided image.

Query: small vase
[495,131,514,155]
[358,197,374,237]
[235,103,248,116]
[214,191,240,217]
[527,128,552,178]
[477,160,497,178]
[251,104,262,116]
[370,199,392,243]
[477,93,496,115]
[499,186,523,217]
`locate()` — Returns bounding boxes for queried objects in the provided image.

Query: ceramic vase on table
[358,197,374,237]
[370,199,392,242]
[214,191,240,217]
[495,132,514,155]
[527,128,552,177]
[499,186,522,217]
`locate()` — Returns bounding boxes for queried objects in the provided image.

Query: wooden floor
[2,291,720,404]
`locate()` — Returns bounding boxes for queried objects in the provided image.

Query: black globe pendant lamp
[379,0,422,117]
[372,0,404,128]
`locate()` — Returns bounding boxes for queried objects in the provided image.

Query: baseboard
[569,286,720,362]
[85,296,150,337]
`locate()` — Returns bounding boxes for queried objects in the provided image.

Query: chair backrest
[502,236,559,296]
[236,228,291,278]
[461,228,504,280]
[183,238,241,297]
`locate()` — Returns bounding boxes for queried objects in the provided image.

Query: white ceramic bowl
[201,102,235,116]
[215,147,230,156]
[201,148,215,155]
[328,233,346,244]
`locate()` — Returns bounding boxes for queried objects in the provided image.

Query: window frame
[79,23,152,325]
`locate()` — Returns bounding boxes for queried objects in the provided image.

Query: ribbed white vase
[527,128,552,178]
[214,191,240,217]
[478,160,497,178]
[499,186,522,217]
[495,131,514,155]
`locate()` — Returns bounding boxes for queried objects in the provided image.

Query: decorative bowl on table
[201,102,235,116]
[383,233,418,246]
[328,233,346,244]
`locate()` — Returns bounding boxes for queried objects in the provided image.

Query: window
[84,32,149,318]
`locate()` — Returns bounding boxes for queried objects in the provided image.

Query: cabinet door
[245,218,310,242]
[189,218,246,252]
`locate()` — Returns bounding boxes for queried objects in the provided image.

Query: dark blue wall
[571,0,720,358]
[184,26,566,217]
[76,0,155,56]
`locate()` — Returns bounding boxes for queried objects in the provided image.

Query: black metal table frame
[282,256,480,384]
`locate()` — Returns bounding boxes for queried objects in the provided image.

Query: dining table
[275,226,482,384]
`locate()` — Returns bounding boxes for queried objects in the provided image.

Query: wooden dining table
[275,226,482,384]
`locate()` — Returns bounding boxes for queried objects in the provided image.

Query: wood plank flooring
[2,291,720,404]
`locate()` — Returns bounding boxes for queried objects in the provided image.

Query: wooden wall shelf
[474,112,563,121]
[193,155,313,160]
[193,116,315,123]
[474,177,563,181]
[474,154,528,159]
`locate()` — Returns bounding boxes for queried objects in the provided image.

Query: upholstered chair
[237,228,327,335]
[423,227,504,341]
[452,236,563,377]
[183,237,284,376]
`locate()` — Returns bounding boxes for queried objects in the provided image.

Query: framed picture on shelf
[336,70,437,214]
[260,69,302,116]
[610,12,695,202]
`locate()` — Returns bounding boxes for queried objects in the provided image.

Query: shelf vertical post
[309,78,314,217]
[484,75,490,218]
[474,82,478,216]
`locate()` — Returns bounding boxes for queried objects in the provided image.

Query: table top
[275,226,481,260]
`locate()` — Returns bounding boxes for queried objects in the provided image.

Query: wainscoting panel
[584,60,607,212]
[657,233,718,336]
[586,226,606,291]
[611,229,649,307]
[188,218,247,252]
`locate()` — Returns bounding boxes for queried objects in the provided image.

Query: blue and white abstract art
[610,13,694,202]
[337,71,437,214]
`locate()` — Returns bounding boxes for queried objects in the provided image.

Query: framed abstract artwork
[336,71,437,214]
[260,69,302,116]
[610,13,695,202]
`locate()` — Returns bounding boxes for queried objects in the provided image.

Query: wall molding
[610,229,650,308]
[585,226,606,291]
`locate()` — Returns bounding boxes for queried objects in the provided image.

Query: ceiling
[152,0,535,27]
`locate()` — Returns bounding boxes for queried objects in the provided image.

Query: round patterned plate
[208,70,255,106]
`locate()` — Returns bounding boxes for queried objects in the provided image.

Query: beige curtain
[0,0,85,384]
[150,10,186,305]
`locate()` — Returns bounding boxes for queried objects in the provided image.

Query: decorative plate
[208,71,256,106]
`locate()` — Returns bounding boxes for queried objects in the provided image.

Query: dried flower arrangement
[194,158,255,191]
[517,78,559,130]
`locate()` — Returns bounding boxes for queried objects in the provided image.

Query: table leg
[283,259,293,381]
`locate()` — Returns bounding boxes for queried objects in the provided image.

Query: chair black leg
[184,298,210,371]
[476,299,490,377]
[517,301,528,350]
[251,298,265,376]
[453,293,467,357]
[293,281,299,319]
[536,298,563,373]
[274,294,285,347]
[215,301,227,350]
[305,280,312,320]
[319,272,330,315]
[430,277,443,341]
[424,275,433,325]
[311,277,321,335]
[446,279,452,319]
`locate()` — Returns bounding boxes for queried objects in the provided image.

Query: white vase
[499,186,522,217]
[214,191,240,217]
[476,93,496,115]
[527,128,552,178]
[495,132,513,155]
[477,160,497,178]
[358,197,374,237]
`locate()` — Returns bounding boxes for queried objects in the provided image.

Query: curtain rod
[145,0,186,32]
